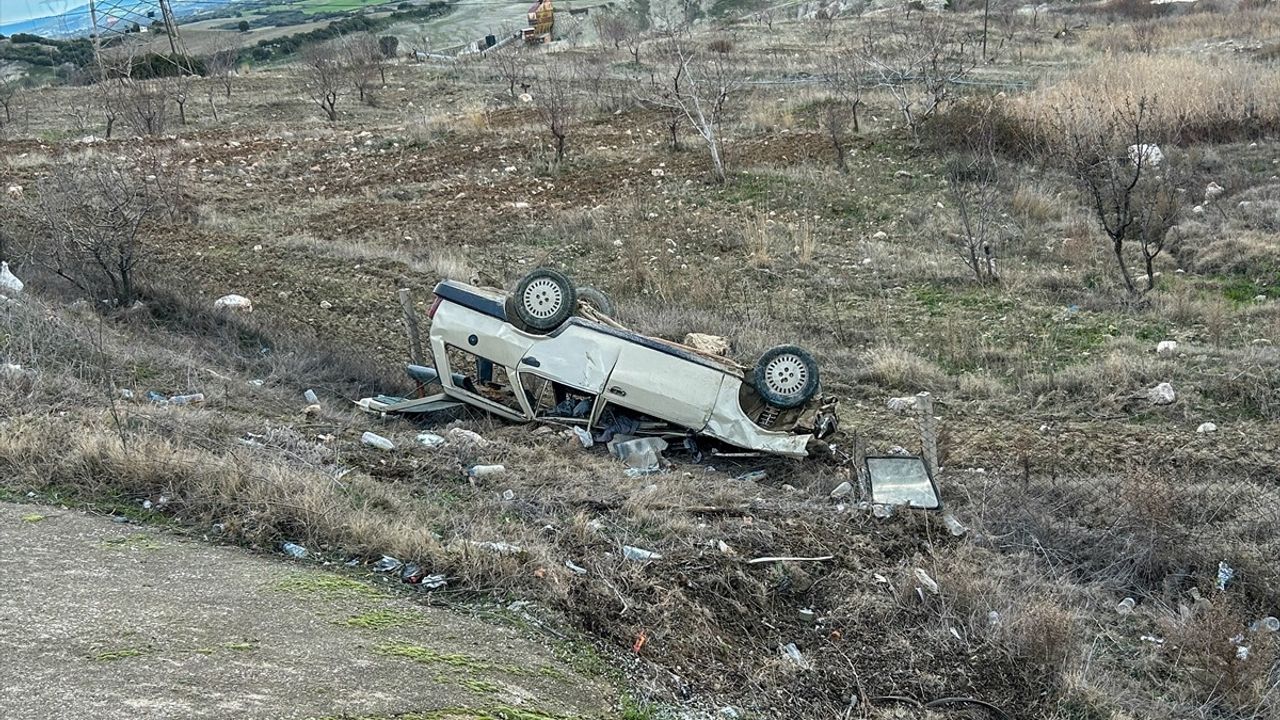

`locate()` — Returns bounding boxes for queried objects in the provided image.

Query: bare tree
[820,38,866,172]
[1058,97,1178,295]
[0,80,17,126]
[644,49,684,151]
[862,17,977,143]
[302,42,348,121]
[165,71,194,126]
[490,45,530,98]
[942,121,1003,283]
[650,36,742,183]
[531,60,580,165]
[116,80,170,136]
[345,33,383,104]
[8,152,180,306]
[205,43,239,99]
[594,11,628,50]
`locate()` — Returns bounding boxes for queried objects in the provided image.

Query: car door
[603,342,725,431]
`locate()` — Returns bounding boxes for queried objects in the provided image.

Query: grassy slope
[2,6,1280,719]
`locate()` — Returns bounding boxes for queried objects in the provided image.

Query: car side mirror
[865,455,942,511]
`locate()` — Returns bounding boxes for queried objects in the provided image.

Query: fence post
[916,391,938,478]
[398,288,424,367]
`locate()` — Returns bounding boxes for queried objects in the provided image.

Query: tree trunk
[1112,236,1137,295]
[178,99,187,125]
[555,133,565,163]
[225,81,232,99]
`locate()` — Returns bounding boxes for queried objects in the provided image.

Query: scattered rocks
[0,262,24,295]
[1128,143,1164,168]
[1156,340,1178,355]
[1196,422,1218,433]
[1148,382,1177,405]
[1204,182,1225,203]
[213,294,252,312]
[5,184,22,199]
[683,332,730,356]
[886,395,917,414]
[872,230,888,240]
[913,568,940,595]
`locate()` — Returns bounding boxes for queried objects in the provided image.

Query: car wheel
[753,345,820,410]
[511,268,576,332]
[576,286,615,317]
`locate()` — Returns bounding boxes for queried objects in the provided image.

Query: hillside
[2,2,1280,718]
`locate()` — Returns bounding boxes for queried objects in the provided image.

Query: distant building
[521,0,553,44]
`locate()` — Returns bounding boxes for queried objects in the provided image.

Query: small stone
[1197,422,1217,433]
[893,170,913,179]
[913,568,939,595]
[1148,382,1176,405]
[830,481,853,499]
[1156,340,1178,355]
[872,231,888,240]
[319,300,333,310]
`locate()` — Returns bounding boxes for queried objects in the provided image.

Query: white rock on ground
[1156,340,1178,355]
[887,396,917,414]
[683,333,730,356]
[830,481,853,499]
[1128,143,1165,167]
[0,262,24,295]
[1205,182,1226,202]
[213,294,252,312]
[1148,382,1177,405]
[1197,422,1218,433]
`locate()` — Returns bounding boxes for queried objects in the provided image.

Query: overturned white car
[384,269,835,458]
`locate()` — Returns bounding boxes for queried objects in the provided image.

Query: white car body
[425,280,815,457]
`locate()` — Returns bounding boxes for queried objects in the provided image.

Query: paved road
[0,502,611,720]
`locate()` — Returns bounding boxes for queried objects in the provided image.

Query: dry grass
[1013,54,1280,147]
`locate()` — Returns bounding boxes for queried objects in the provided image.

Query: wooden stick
[398,288,424,367]
[747,555,835,564]
[917,391,939,478]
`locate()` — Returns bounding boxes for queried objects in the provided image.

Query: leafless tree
[820,38,866,172]
[644,48,684,151]
[345,33,383,104]
[862,17,977,143]
[531,60,580,165]
[1058,97,1179,295]
[205,43,239,99]
[594,11,628,50]
[649,36,742,183]
[0,80,17,127]
[942,120,1003,283]
[621,20,645,65]
[302,42,348,121]
[116,80,170,136]
[8,152,181,306]
[165,71,194,126]
[490,45,530,98]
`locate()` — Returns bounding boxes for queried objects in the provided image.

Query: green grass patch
[1221,276,1279,304]
[272,571,382,597]
[459,678,502,695]
[20,513,45,523]
[344,609,420,630]
[375,643,496,671]
[91,647,148,662]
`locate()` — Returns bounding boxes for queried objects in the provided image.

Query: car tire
[753,345,820,409]
[511,268,576,333]
[576,286,615,317]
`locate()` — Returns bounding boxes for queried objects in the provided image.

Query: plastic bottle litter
[943,513,967,537]
[622,545,662,562]
[872,504,894,519]
[361,431,395,450]
[281,542,309,559]
[416,432,446,448]
[565,560,587,575]
[146,390,168,404]
[1117,597,1136,615]
[467,464,505,478]
[987,610,1001,626]
[304,389,319,404]
[1217,561,1235,591]
[913,568,940,595]
[169,393,205,405]
[779,643,810,669]
[1250,616,1280,633]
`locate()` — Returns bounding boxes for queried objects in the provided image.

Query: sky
[1,1,83,25]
